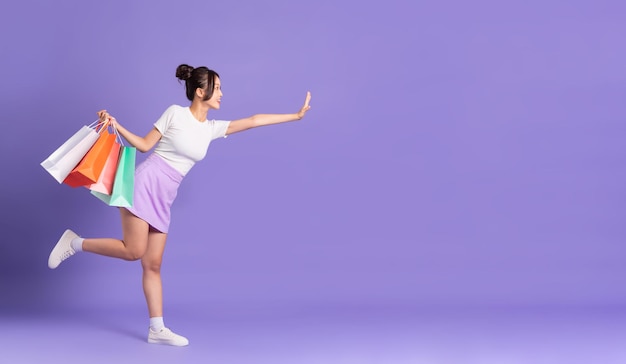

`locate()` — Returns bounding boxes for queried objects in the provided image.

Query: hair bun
[175,64,194,81]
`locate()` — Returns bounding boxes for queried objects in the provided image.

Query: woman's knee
[123,243,147,261]
[120,209,150,260]
[142,258,162,273]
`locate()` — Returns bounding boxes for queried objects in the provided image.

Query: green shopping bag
[91,145,136,208]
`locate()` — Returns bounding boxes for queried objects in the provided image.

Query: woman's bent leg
[48,209,150,268]
[82,208,150,261]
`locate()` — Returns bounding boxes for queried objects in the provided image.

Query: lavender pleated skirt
[125,153,183,233]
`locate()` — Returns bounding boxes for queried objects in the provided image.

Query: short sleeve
[210,120,231,140]
[153,105,177,134]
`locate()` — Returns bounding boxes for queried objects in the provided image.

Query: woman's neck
[189,101,209,122]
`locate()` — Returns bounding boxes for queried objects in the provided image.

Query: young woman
[48,64,312,346]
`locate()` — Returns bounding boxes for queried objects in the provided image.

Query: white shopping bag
[41,121,101,183]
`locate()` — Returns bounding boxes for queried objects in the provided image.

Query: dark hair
[175,64,220,101]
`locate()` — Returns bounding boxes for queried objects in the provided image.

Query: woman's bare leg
[142,230,167,318]
[82,208,150,261]
[142,229,188,346]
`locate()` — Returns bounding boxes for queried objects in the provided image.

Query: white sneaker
[48,229,79,269]
[148,327,189,346]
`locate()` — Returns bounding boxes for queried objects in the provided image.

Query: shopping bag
[63,124,116,188]
[86,141,121,195]
[91,145,136,208]
[40,120,101,183]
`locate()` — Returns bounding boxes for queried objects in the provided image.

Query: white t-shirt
[153,105,230,176]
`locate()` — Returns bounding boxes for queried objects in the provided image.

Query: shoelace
[154,329,181,339]
[160,329,177,338]
[59,249,75,262]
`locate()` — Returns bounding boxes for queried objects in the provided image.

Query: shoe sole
[148,338,189,347]
[48,229,79,269]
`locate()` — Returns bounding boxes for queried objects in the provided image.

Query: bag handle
[111,123,125,146]
[88,119,101,129]
[90,118,125,146]
[89,118,110,134]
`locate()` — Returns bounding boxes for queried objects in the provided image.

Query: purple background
[1,0,625,323]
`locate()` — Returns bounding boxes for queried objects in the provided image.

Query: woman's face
[206,76,222,110]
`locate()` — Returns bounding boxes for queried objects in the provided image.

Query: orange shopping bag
[86,140,121,195]
[63,122,116,188]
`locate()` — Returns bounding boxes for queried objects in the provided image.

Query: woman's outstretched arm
[225,91,312,135]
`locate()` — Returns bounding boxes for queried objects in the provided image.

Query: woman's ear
[195,88,204,99]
